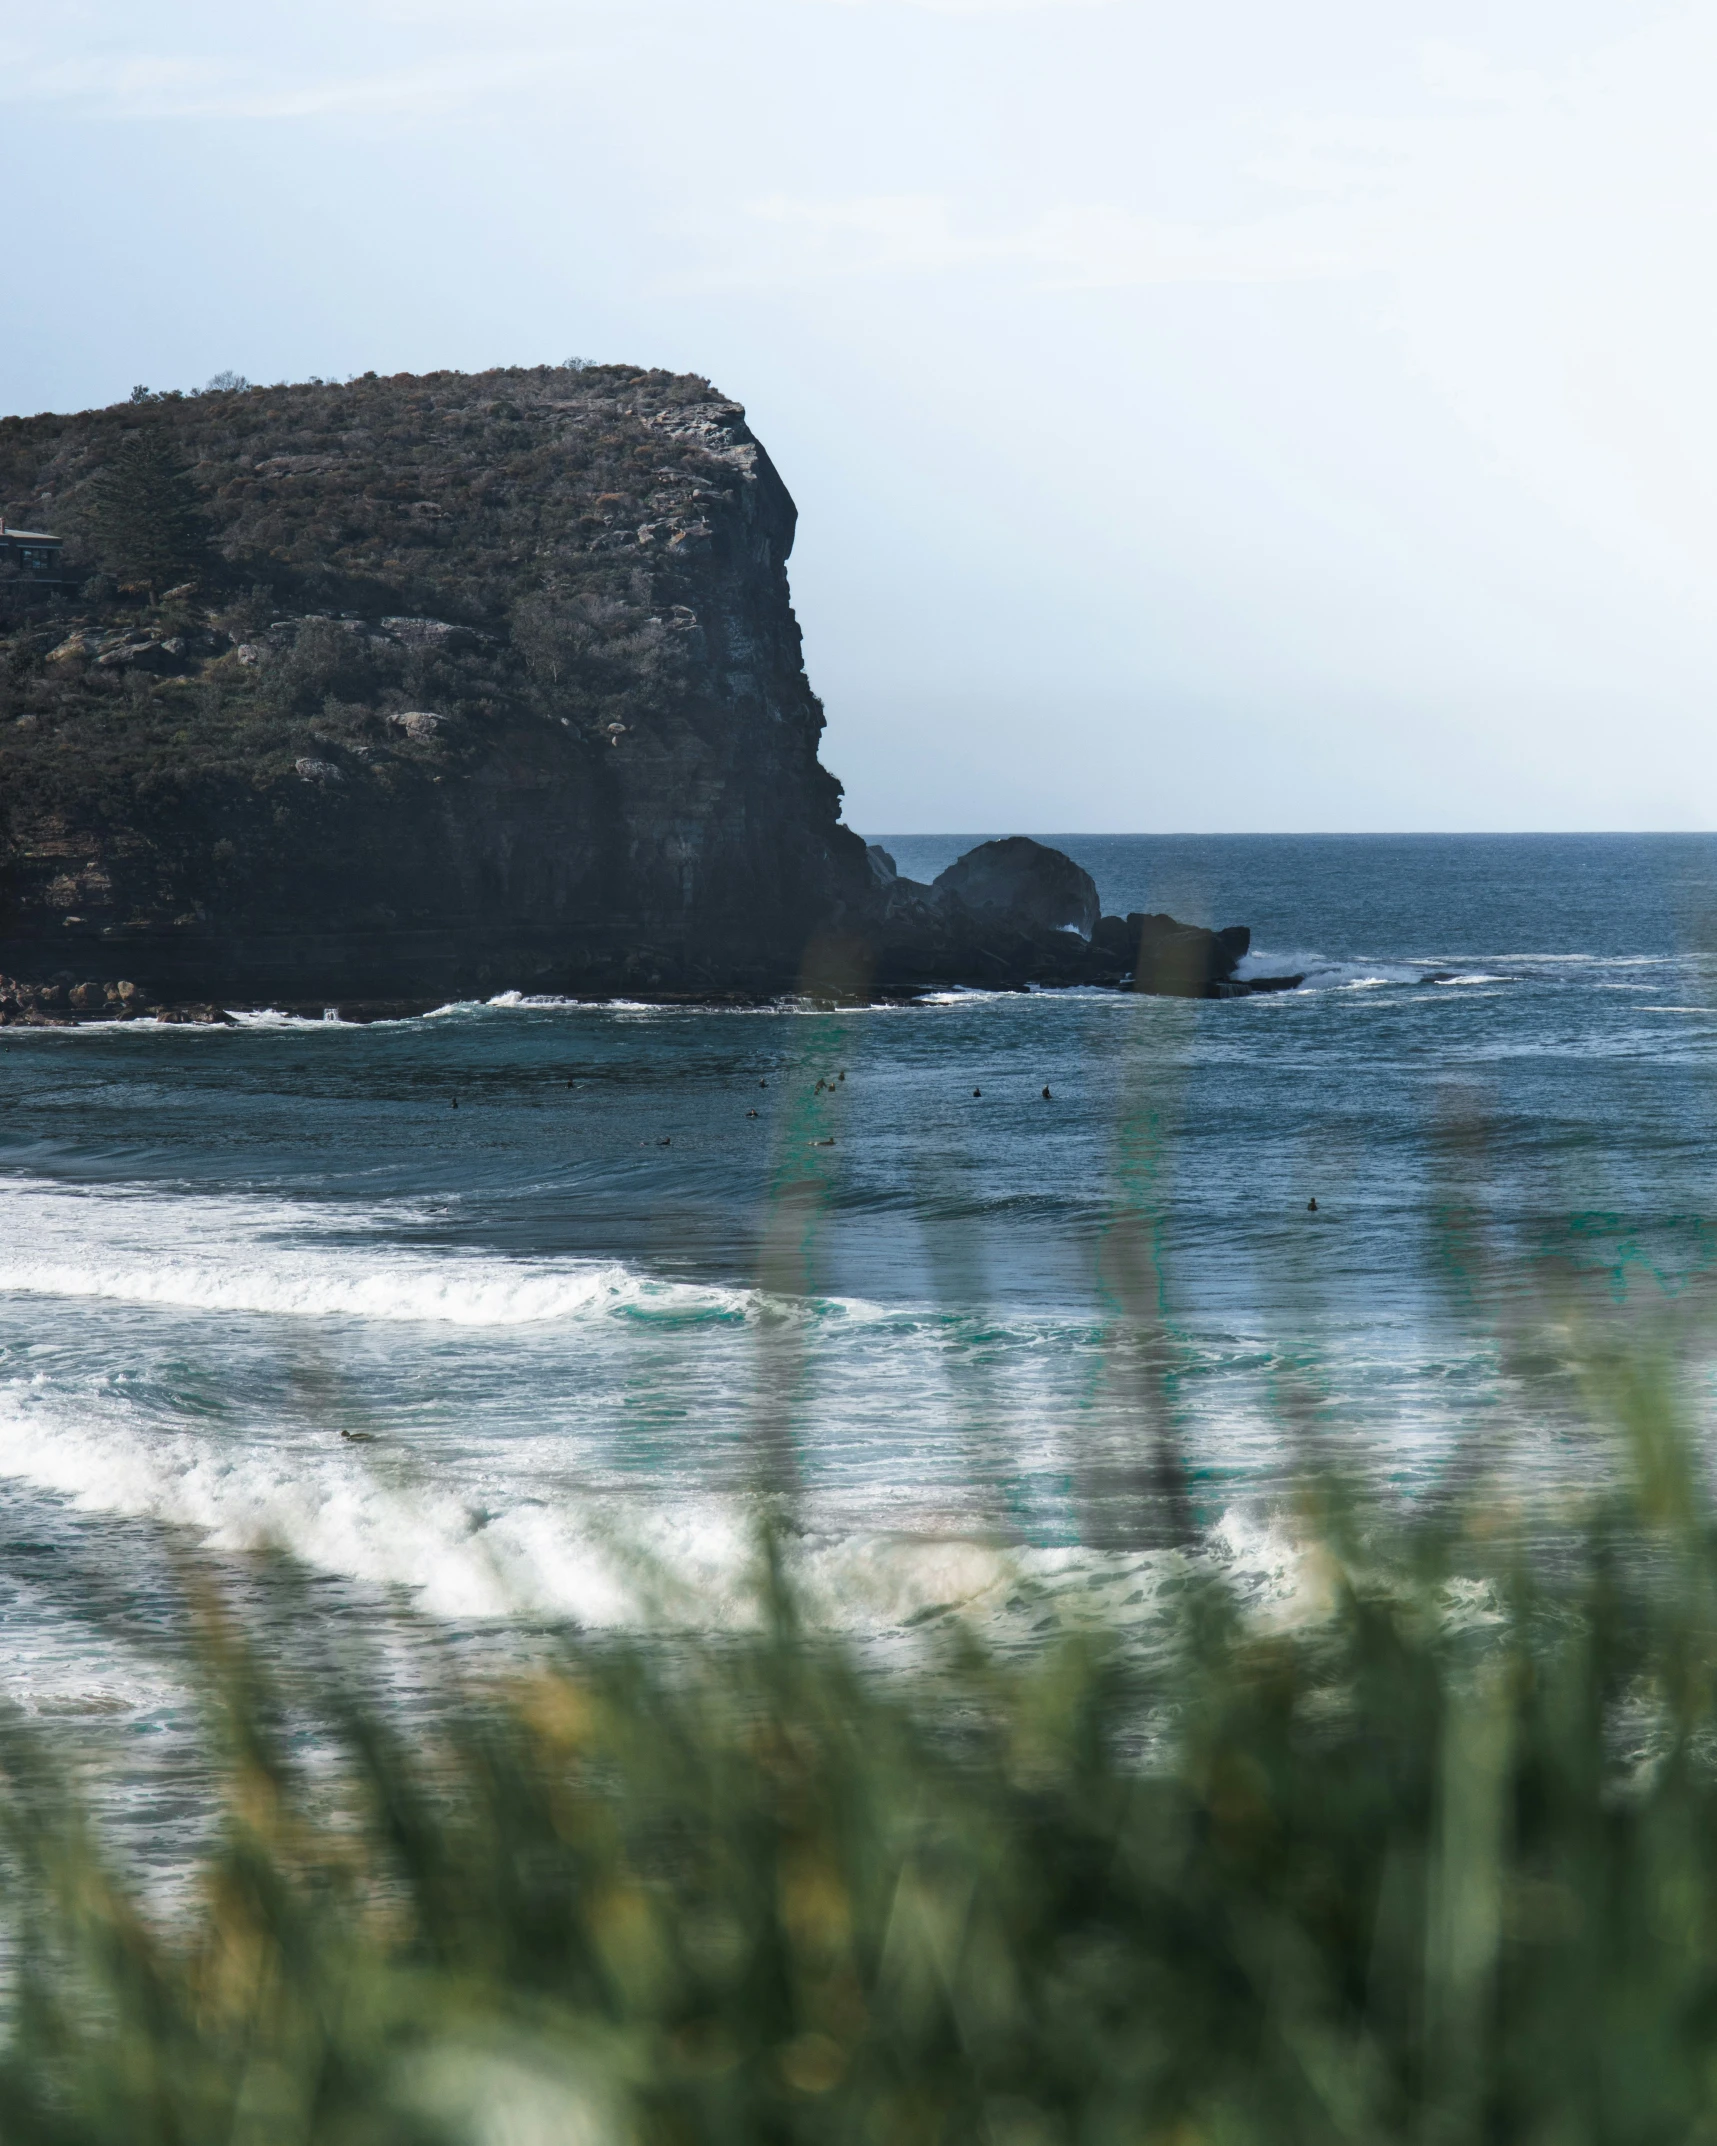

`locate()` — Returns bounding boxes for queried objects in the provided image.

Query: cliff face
[0,365,869,1008]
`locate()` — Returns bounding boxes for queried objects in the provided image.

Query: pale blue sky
[4,0,1713,831]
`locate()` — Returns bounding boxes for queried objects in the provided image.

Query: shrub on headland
[5,1335,1717,2144]
[83,427,211,602]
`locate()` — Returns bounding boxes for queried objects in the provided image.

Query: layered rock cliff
[0,364,869,1009]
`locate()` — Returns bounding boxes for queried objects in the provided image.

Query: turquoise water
[1,833,1715,1738]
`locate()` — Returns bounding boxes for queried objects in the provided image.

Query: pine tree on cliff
[87,430,208,601]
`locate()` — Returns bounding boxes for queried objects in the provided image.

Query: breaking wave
[1239,948,1527,992]
[0,1379,1311,1638]
[0,1177,755,1329]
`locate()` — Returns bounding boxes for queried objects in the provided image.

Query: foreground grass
[6,1367,1717,2143]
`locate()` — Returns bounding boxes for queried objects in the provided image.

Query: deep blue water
[1,833,1715,1757]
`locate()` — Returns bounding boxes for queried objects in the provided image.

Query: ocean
[2,832,1716,1824]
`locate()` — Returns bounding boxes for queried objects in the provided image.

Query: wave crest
[0,1178,752,1329]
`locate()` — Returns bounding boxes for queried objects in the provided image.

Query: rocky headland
[0,366,1296,1021]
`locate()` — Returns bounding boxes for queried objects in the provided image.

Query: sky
[3,0,1715,833]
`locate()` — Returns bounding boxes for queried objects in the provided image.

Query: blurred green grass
[6,1331,1717,2145]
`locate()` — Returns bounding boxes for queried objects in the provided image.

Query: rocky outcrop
[841,839,1298,1000]
[933,838,1099,940]
[0,365,1296,1014]
[0,973,233,1026]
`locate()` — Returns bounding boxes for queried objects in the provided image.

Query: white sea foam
[0,1165,1328,1647]
[485,991,586,1009]
[0,1378,1310,1639]
[0,1176,753,1329]
[1237,948,1526,992]
[1239,948,1424,990]
[0,1015,215,1038]
[1515,953,1666,965]
[0,1165,1310,1641]
[0,1382,622,1621]
[2,1008,390,1036]
[914,987,1019,1007]
[228,1007,359,1029]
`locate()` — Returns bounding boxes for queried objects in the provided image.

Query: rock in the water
[932,838,1100,940]
[841,843,1274,999]
[1127,913,1244,997]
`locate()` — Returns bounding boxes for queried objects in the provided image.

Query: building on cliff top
[0,520,65,581]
